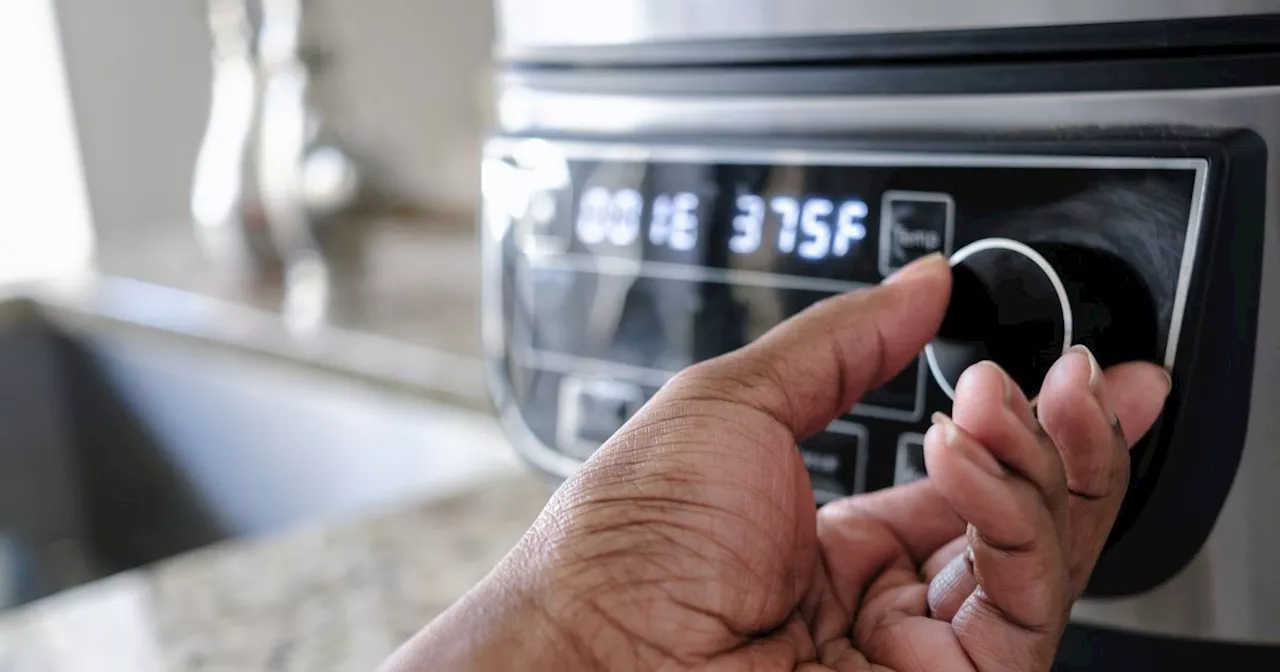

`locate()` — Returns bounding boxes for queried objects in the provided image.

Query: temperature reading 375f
[575,187,869,261]
[730,194,868,261]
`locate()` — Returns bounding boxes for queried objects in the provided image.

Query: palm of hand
[530,267,1166,672]
[546,361,1154,672]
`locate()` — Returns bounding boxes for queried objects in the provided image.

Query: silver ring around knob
[925,237,1074,401]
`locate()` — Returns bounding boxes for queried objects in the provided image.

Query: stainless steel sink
[0,288,518,610]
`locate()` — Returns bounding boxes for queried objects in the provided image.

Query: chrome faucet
[192,0,376,328]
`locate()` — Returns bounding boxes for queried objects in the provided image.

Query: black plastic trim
[1085,129,1266,597]
[1056,624,1280,669]
[502,51,1280,97]
[503,13,1280,69]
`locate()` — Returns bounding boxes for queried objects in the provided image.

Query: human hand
[382,254,1172,671]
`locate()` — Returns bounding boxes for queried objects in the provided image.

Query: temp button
[878,190,955,277]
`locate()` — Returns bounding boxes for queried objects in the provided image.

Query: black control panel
[486,138,1201,500]
[483,133,1264,596]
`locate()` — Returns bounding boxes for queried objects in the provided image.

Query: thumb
[661,253,952,439]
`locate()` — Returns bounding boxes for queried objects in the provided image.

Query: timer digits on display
[574,187,646,247]
[575,187,868,261]
[649,192,701,251]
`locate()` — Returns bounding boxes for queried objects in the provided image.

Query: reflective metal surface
[193,0,379,330]
[488,83,1280,644]
[192,0,281,284]
[496,0,1280,52]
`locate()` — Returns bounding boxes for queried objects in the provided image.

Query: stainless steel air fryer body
[482,2,1280,667]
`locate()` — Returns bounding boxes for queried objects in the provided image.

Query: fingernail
[1161,367,1173,392]
[1069,344,1115,420]
[1069,344,1102,389]
[978,360,1015,406]
[981,360,1041,433]
[884,252,946,285]
[933,412,1004,476]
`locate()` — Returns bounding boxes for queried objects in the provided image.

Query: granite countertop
[0,469,552,671]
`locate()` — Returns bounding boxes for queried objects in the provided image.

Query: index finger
[662,253,952,439]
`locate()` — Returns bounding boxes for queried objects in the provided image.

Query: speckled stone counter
[0,470,552,671]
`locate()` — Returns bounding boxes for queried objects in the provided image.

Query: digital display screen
[520,156,895,285]
[576,186,870,262]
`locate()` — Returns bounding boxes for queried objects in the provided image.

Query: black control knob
[927,238,1070,398]
[927,237,1162,399]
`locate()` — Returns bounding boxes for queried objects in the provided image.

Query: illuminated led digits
[798,198,834,260]
[577,187,644,247]
[669,192,700,251]
[649,193,673,246]
[730,194,765,254]
[607,188,642,246]
[772,196,800,253]
[834,200,868,256]
[581,186,866,260]
[648,192,699,251]
[575,187,612,245]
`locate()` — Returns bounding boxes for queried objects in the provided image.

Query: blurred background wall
[53,0,495,270]
[0,0,93,285]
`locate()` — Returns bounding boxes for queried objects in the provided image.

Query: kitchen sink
[0,291,518,610]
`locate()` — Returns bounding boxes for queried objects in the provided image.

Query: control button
[518,188,574,254]
[895,433,928,486]
[851,354,926,422]
[528,191,558,228]
[926,238,1071,399]
[878,190,955,277]
[557,376,645,459]
[801,422,868,503]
